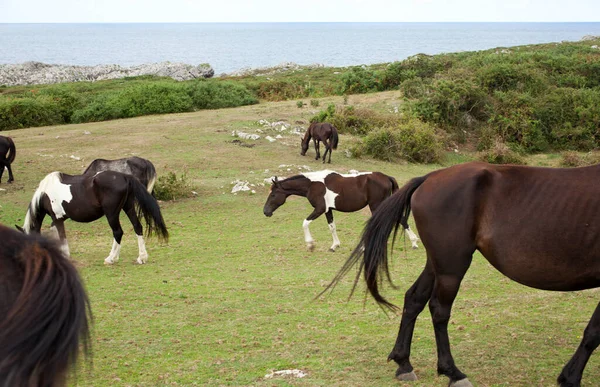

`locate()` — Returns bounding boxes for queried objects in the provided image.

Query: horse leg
[104,212,124,265]
[557,301,600,387]
[52,220,71,257]
[313,138,320,160]
[303,209,325,251]
[325,210,340,252]
[406,226,420,249]
[124,201,149,264]
[388,261,435,381]
[5,160,14,183]
[0,160,5,183]
[321,139,331,164]
[428,253,473,387]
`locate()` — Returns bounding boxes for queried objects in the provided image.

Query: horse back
[412,162,600,290]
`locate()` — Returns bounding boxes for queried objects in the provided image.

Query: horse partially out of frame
[325,161,600,387]
[83,156,157,193]
[300,122,339,164]
[0,223,90,387]
[19,170,168,265]
[263,170,419,252]
[0,135,16,184]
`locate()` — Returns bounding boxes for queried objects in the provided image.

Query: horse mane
[0,225,91,386]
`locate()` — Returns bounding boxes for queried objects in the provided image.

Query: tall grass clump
[154,171,197,201]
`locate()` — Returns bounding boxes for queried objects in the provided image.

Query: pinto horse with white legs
[18,170,168,265]
[325,161,600,387]
[263,170,419,252]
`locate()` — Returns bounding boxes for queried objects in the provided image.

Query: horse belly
[62,202,104,223]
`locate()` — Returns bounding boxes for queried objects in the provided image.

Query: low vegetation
[2,38,600,163]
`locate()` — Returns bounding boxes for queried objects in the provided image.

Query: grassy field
[1,91,599,386]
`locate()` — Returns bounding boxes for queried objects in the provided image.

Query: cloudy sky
[1,0,599,23]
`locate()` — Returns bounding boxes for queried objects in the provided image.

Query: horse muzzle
[264,210,273,217]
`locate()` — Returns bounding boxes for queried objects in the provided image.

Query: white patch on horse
[328,221,341,251]
[303,219,314,250]
[302,170,339,210]
[341,171,371,177]
[23,172,72,232]
[406,226,420,249]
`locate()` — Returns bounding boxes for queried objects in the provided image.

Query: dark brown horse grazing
[0,223,91,386]
[300,122,339,164]
[19,170,168,265]
[325,161,600,387]
[83,156,157,193]
[263,170,418,252]
[0,135,16,184]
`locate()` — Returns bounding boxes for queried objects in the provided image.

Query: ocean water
[1,22,600,74]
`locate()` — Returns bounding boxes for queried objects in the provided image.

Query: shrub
[338,66,379,94]
[310,99,320,107]
[353,118,444,163]
[186,80,258,109]
[559,151,600,167]
[296,101,304,108]
[477,139,526,165]
[311,104,398,136]
[154,171,197,201]
[0,96,63,130]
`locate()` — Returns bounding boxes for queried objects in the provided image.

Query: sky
[1,0,599,23]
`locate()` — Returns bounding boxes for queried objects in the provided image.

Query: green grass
[0,92,599,386]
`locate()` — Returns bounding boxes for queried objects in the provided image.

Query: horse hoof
[136,258,147,264]
[396,371,417,381]
[307,243,315,252]
[329,248,335,252]
[449,378,472,387]
[412,245,418,250]
[104,259,115,265]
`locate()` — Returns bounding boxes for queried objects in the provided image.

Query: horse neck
[302,129,312,144]
[280,176,311,197]
[22,202,45,234]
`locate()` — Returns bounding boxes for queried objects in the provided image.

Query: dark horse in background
[0,223,90,386]
[0,135,16,184]
[83,156,157,193]
[19,170,168,265]
[301,122,339,164]
[326,161,600,387]
[263,170,419,252]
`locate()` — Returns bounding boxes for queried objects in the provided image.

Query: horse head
[300,137,309,156]
[263,177,287,217]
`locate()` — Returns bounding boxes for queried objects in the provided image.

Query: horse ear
[271,176,279,186]
[15,225,24,233]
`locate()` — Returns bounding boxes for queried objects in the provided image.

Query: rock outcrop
[0,61,214,86]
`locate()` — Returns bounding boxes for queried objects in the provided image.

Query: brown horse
[0,223,91,386]
[19,170,168,265]
[0,135,16,184]
[326,161,600,387]
[263,170,418,252]
[300,122,339,164]
[83,156,157,193]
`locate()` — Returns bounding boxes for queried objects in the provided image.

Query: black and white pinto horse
[0,223,90,386]
[19,170,168,265]
[263,170,419,252]
[83,156,157,193]
[0,135,16,184]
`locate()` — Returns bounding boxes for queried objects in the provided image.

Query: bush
[311,104,397,136]
[310,99,320,107]
[186,80,258,109]
[154,171,197,201]
[477,139,526,165]
[0,96,64,130]
[339,66,379,94]
[296,101,304,108]
[353,118,444,163]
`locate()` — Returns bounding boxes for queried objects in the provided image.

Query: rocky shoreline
[0,61,215,87]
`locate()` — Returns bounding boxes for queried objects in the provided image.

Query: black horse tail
[321,174,428,310]
[331,126,339,150]
[6,137,15,164]
[0,228,91,386]
[129,177,169,242]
